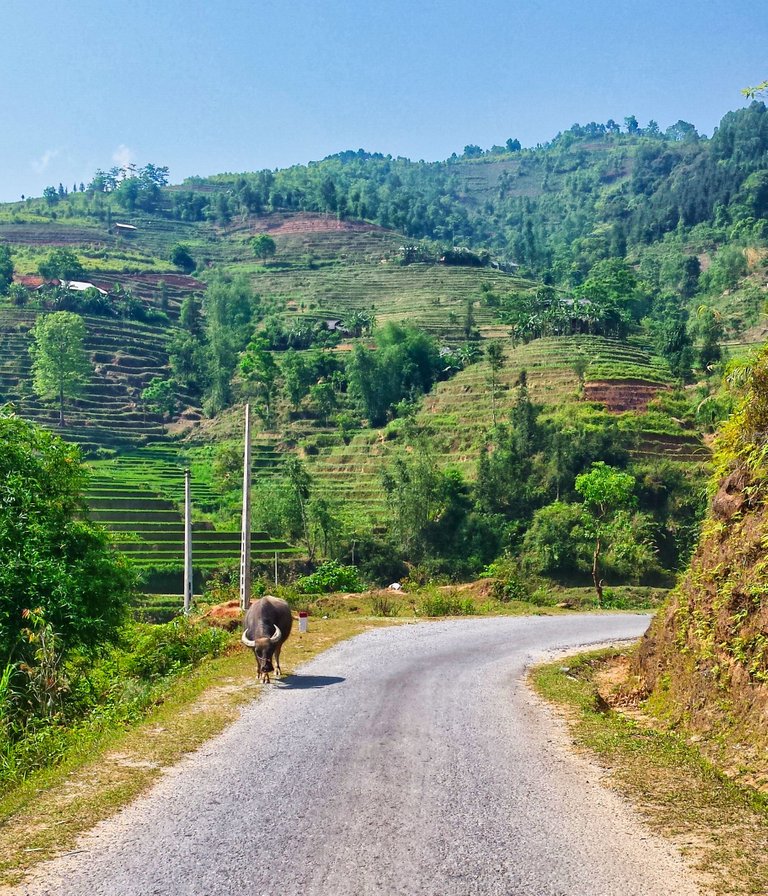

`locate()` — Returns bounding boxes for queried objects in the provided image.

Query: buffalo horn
[270,625,282,643]
[241,631,256,648]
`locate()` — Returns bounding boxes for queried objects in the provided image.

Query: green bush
[416,590,474,617]
[122,618,229,681]
[370,593,400,617]
[483,557,535,602]
[0,615,230,788]
[295,561,363,594]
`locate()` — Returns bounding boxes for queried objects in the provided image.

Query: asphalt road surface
[15,614,699,896]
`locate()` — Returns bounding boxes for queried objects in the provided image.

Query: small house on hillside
[63,280,108,296]
[29,277,107,296]
[114,223,137,235]
[324,319,350,334]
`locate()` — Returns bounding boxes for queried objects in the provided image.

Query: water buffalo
[241,595,293,683]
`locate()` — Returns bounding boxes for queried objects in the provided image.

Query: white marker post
[298,611,308,633]
[239,404,252,611]
[183,469,193,615]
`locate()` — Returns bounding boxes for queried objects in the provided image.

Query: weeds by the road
[532,649,768,896]
[0,586,666,888]
[0,617,392,888]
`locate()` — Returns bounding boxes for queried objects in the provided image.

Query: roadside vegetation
[532,649,768,896]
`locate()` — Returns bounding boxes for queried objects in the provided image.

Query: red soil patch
[244,212,388,236]
[96,272,206,291]
[202,600,242,632]
[15,274,45,289]
[583,379,667,412]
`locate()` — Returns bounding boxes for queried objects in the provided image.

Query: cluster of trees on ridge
[20,103,767,287]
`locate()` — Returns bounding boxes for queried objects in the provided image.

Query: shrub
[122,618,229,681]
[483,557,535,602]
[0,412,134,667]
[416,590,474,617]
[370,593,400,617]
[295,561,363,594]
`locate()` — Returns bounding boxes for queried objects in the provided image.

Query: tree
[575,462,651,605]
[485,341,505,426]
[742,80,768,98]
[521,501,591,577]
[239,334,280,429]
[381,448,472,564]
[281,350,311,409]
[463,298,477,340]
[251,234,277,264]
[285,457,314,560]
[170,244,195,274]
[140,377,177,418]
[695,306,724,371]
[38,248,84,286]
[179,294,204,337]
[0,245,13,294]
[202,273,255,413]
[309,380,337,425]
[0,410,132,667]
[8,283,28,307]
[29,312,92,425]
[624,115,639,134]
[346,323,441,426]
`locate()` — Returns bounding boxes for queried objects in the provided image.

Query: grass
[0,615,395,886]
[531,648,768,896]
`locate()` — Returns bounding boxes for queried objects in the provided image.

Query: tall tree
[251,234,277,264]
[239,334,280,428]
[0,410,132,667]
[203,273,254,413]
[485,341,505,426]
[575,462,651,605]
[0,245,13,294]
[29,312,91,425]
[170,244,195,274]
[38,248,84,286]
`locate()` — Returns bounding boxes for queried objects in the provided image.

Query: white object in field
[388,582,402,592]
[298,611,308,633]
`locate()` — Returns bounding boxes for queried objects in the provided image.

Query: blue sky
[0,0,764,202]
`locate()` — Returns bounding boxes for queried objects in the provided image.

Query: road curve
[15,614,699,896]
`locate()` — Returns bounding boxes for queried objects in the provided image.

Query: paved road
[16,615,699,896]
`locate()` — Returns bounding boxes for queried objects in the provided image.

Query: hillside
[633,346,768,791]
[1,102,767,593]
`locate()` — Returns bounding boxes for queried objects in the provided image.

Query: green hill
[1,102,767,590]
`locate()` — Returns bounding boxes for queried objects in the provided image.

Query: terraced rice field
[221,212,404,263]
[298,334,705,521]
[0,308,176,451]
[87,444,297,593]
[250,263,535,339]
[0,220,111,247]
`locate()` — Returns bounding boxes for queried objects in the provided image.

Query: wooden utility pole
[183,469,193,614]
[239,404,252,611]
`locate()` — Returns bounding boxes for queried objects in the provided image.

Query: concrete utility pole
[183,469,193,614]
[274,550,278,587]
[239,404,252,611]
